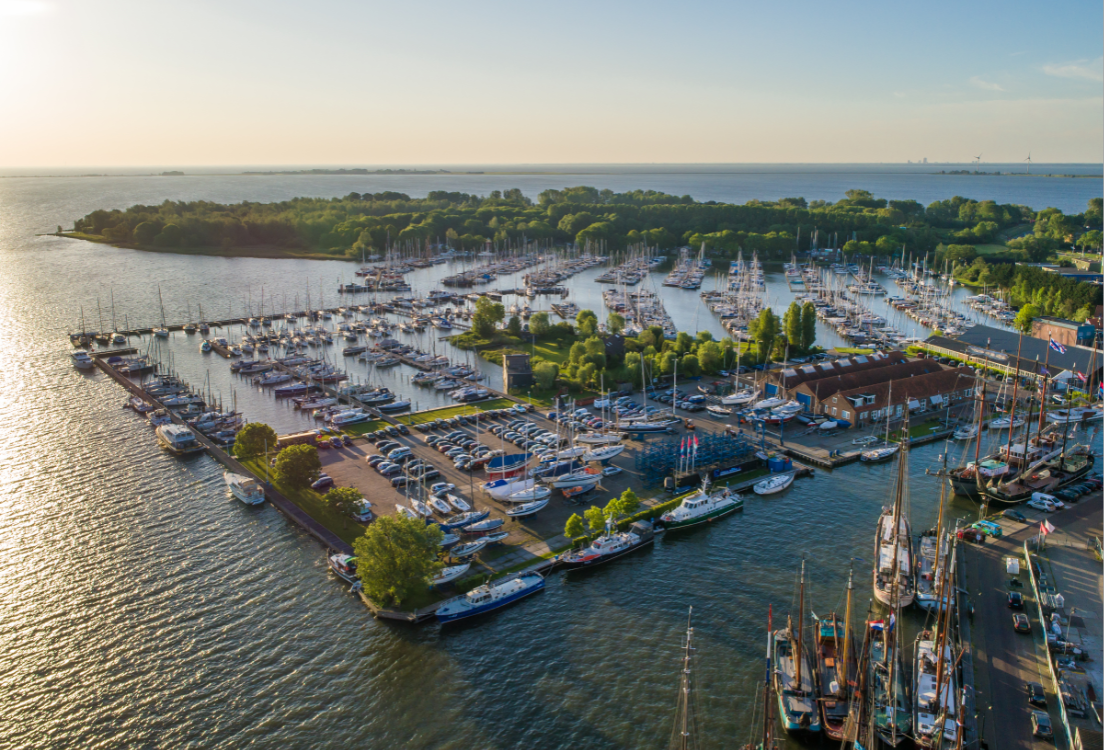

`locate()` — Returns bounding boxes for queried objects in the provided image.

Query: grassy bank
[57,233,353,260]
[343,398,517,435]
[240,458,368,545]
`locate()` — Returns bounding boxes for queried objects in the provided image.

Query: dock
[91,354,352,555]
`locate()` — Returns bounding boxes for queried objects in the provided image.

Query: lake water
[0,169,1100,747]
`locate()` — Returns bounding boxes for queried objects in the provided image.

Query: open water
[0,168,1100,747]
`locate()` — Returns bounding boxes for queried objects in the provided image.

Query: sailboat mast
[838,564,853,693]
[795,561,805,692]
[763,606,775,750]
[677,607,694,750]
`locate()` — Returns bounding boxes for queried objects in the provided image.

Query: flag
[1076,371,1087,382]
[1040,366,1050,376]
[1049,337,1067,354]
[1040,519,1056,535]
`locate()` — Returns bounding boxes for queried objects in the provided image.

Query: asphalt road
[963,523,1064,749]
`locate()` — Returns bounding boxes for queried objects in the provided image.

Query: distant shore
[54,232,348,260]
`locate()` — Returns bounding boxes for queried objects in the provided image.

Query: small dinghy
[753,473,794,496]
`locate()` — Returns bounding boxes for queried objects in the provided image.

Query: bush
[275,444,321,488]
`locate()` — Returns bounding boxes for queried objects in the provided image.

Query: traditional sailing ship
[772,561,820,736]
[814,565,858,740]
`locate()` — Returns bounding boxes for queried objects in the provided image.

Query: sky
[0,0,1103,167]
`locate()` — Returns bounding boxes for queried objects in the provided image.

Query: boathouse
[818,366,976,426]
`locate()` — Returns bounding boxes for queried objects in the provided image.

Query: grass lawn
[342,398,517,435]
[973,243,1010,256]
[240,458,369,545]
[883,421,947,442]
[509,385,598,407]
[832,347,875,355]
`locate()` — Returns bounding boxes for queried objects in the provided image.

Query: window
[842,410,851,420]
[895,405,903,416]
[830,407,837,416]
[859,411,868,420]
[833,397,838,403]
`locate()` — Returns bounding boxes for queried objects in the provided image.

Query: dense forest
[70,186,1101,263]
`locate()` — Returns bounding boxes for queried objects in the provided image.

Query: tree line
[69,186,1097,260]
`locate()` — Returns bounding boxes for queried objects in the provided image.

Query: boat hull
[659,498,743,530]
[436,578,545,623]
[559,537,654,570]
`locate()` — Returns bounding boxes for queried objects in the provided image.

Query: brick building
[819,366,976,426]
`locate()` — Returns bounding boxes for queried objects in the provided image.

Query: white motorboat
[432,563,471,586]
[224,471,265,505]
[952,424,978,440]
[506,497,551,517]
[852,435,879,446]
[409,498,434,517]
[988,414,1026,430]
[1046,407,1101,424]
[753,473,794,495]
[706,405,732,418]
[860,445,898,463]
[71,350,95,370]
[583,444,625,462]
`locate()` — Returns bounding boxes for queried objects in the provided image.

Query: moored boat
[435,572,545,623]
[224,471,265,505]
[557,520,655,570]
[659,479,742,530]
[328,553,358,583]
[753,473,794,495]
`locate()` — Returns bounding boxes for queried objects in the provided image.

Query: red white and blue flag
[1076,370,1087,382]
[1049,337,1067,354]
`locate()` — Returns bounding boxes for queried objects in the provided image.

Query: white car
[602,465,622,477]
[1031,492,1063,510]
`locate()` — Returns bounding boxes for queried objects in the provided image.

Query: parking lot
[316,400,660,565]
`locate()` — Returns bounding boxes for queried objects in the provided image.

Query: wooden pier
[92,354,353,554]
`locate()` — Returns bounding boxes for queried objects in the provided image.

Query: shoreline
[54,232,354,260]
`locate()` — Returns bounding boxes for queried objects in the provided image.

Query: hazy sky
[1,0,1103,166]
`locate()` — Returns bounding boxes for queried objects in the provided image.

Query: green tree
[533,359,558,390]
[698,341,722,374]
[472,296,505,338]
[577,362,598,387]
[569,342,587,364]
[324,486,365,517]
[274,444,322,489]
[233,422,277,459]
[576,309,599,337]
[565,513,585,540]
[607,311,625,333]
[528,311,551,337]
[675,331,693,355]
[604,488,640,519]
[800,302,817,351]
[784,301,802,347]
[153,223,181,247]
[133,221,159,244]
[747,308,781,364]
[353,513,444,606]
[680,353,700,377]
[584,505,608,532]
[624,352,644,388]
[1013,303,1040,334]
[506,315,522,337]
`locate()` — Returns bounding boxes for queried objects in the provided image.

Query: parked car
[1026,682,1046,707]
[1030,711,1052,739]
[1002,509,1028,523]
[365,454,386,467]
[1013,613,1031,633]
[310,475,334,491]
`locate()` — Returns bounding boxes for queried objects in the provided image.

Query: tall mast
[1005,330,1024,429]
[794,560,806,692]
[763,606,775,750]
[672,607,695,750]
[838,563,854,694]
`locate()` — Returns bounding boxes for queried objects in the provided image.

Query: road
[961,494,1104,750]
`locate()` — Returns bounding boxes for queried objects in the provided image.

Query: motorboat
[378,400,411,413]
[659,479,743,530]
[431,563,470,586]
[328,553,358,583]
[860,445,898,463]
[557,521,655,569]
[852,436,879,446]
[329,410,371,427]
[506,497,551,517]
[989,414,1026,430]
[154,424,204,455]
[428,496,452,515]
[1046,406,1100,424]
[435,572,545,623]
[753,473,794,495]
[951,424,978,441]
[224,471,265,505]
[706,405,732,418]
[71,350,95,370]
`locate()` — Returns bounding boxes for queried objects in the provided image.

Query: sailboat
[153,286,170,338]
[814,564,858,740]
[772,561,820,735]
[873,404,915,608]
[860,382,898,463]
[668,607,699,750]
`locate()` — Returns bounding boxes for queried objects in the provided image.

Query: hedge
[570,491,694,549]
